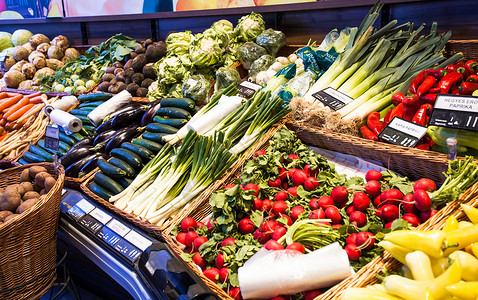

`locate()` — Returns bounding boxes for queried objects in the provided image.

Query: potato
[34,172,51,188]
[23,191,40,201]
[4,214,19,223]
[0,211,13,222]
[20,182,34,193]
[44,176,56,193]
[33,183,43,193]
[7,184,25,197]
[40,189,46,195]
[16,199,38,214]
[28,166,47,179]
[20,169,31,182]
[0,190,21,211]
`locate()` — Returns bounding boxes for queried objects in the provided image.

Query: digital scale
[58,188,218,300]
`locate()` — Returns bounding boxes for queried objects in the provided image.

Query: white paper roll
[44,95,79,116]
[87,90,133,126]
[238,242,353,299]
[49,109,83,133]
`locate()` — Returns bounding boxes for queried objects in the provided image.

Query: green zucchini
[29,144,53,162]
[97,159,127,178]
[145,123,178,134]
[117,177,134,188]
[94,173,124,195]
[77,115,94,125]
[37,140,65,156]
[18,158,28,165]
[89,182,113,200]
[78,93,112,102]
[155,107,191,119]
[193,105,201,114]
[153,116,188,128]
[22,151,45,163]
[82,126,96,137]
[59,131,76,146]
[132,138,163,153]
[69,109,91,116]
[79,101,105,108]
[160,98,195,112]
[108,157,136,177]
[120,142,154,161]
[58,141,71,153]
[110,148,143,170]
[141,132,167,144]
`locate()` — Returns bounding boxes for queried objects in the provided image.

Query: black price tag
[429,94,478,131]
[97,226,122,247]
[378,117,428,148]
[79,214,104,234]
[312,87,354,111]
[45,125,60,151]
[238,81,262,98]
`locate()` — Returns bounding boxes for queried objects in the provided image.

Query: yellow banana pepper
[448,250,478,281]
[383,260,462,300]
[444,224,478,256]
[472,243,478,258]
[366,284,388,292]
[458,221,473,229]
[384,230,446,258]
[340,288,403,300]
[461,204,478,224]
[378,241,412,265]
[405,251,435,281]
[429,256,448,277]
[443,215,459,232]
[402,265,413,279]
[445,281,478,300]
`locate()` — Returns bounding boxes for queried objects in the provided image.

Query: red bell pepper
[391,92,407,106]
[410,70,428,94]
[437,72,463,94]
[466,74,478,83]
[425,68,448,79]
[412,103,433,126]
[389,103,404,121]
[465,60,478,75]
[417,76,437,96]
[446,64,460,73]
[402,95,421,121]
[429,87,440,94]
[458,82,478,95]
[451,88,460,95]
[367,112,384,136]
[420,93,438,104]
[416,143,430,150]
[360,125,378,141]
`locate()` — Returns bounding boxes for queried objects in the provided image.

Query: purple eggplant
[64,137,94,156]
[95,118,114,135]
[105,126,144,154]
[93,129,117,146]
[141,100,162,126]
[112,105,149,129]
[106,103,142,121]
[65,153,100,177]
[78,153,108,178]
[60,146,94,169]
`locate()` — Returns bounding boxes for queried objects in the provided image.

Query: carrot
[12,118,29,130]
[24,92,42,99]
[0,92,8,100]
[3,98,30,120]
[4,122,14,131]
[7,103,34,122]
[29,96,43,104]
[0,94,22,112]
[6,92,20,97]
[0,119,6,127]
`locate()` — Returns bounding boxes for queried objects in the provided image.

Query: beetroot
[402,213,420,227]
[292,170,308,186]
[346,206,355,216]
[253,197,263,210]
[215,253,225,269]
[349,211,367,227]
[380,189,403,206]
[229,287,242,300]
[345,243,361,261]
[219,267,229,283]
[290,206,305,221]
[346,233,358,245]
[325,206,342,224]
[365,170,382,181]
[413,178,437,192]
[317,195,334,209]
[309,208,325,219]
[355,232,375,250]
[353,192,370,211]
[268,177,282,188]
[275,191,288,201]
[192,253,206,270]
[309,198,319,210]
[244,183,260,196]
[304,176,319,191]
[380,204,400,222]
[222,237,235,247]
[364,180,381,197]
[181,217,197,232]
[286,242,305,253]
[262,199,273,212]
[238,218,255,234]
[287,186,298,197]
[272,225,287,240]
[413,189,432,212]
[177,232,187,245]
[264,239,284,250]
[331,186,348,203]
[203,268,220,283]
[193,236,208,251]
[272,200,288,216]
[185,231,198,248]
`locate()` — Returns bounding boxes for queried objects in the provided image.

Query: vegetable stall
[1,1,478,299]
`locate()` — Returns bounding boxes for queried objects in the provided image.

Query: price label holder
[429,94,478,131]
[378,117,428,148]
[45,125,60,151]
[238,81,262,98]
[312,87,355,111]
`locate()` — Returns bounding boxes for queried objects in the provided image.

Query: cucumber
[22,151,45,163]
[59,131,76,146]
[145,123,178,134]
[69,109,91,116]
[153,116,188,128]
[37,140,65,156]
[58,141,71,153]
[18,158,29,165]
[132,138,163,153]
[160,98,195,112]
[77,115,94,125]
[120,142,154,161]
[78,93,112,102]
[79,101,105,108]
[141,132,167,144]
[89,182,113,200]
[108,157,136,177]
[155,107,191,119]
[97,159,127,178]
[110,148,143,170]
[117,177,134,188]
[29,144,53,162]
[94,173,124,195]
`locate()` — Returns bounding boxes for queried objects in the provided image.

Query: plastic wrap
[215,67,241,91]
[237,42,268,70]
[181,75,211,104]
[256,29,286,57]
[249,54,274,82]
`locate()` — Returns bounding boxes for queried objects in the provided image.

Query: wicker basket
[0,163,65,300]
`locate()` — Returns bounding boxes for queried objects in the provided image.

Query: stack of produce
[1,30,78,91]
[173,127,478,299]
[0,165,57,224]
[97,39,167,97]
[341,204,478,300]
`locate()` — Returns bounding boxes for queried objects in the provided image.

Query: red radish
[331,186,349,203]
[281,215,293,226]
[269,177,282,188]
[345,243,361,261]
[304,290,323,300]
[224,184,236,190]
[317,196,334,209]
[355,232,375,250]
[255,150,267,156]
[292,170,308,186]
[185,231,198,248]
[402,193,418,214]
[365,170,382,181]
[229,287,241,300]
[290,206,305,221]
[288,154,299,160]
[304,164,319,177]
[253,197,263,210]
[332,224,342,229]
[380,204,400,222]
[304,176,319,191]
[193,236,208,251]
[238,218,255,234]
[346,233,358,245]
[346,206,355,216]
[261,220,278,233]
[272,226,287,240]
[384,222,393,229]
[264,239,284,250]
[309,208,325,219]
[244,183,260,196]
[281,181,289,190]
[325,206,342,224]
[402,213,420,227]
[286,242,305,253]
[181,217,197,232]
[275,191,288,201]
[222,237,235,247]
[270,297,286,300]
[215,253,225,269]
[309,198,319,210]
[353,192,370,211]
[272,200,288,216]
[253,229,271,244]
[317,221,331,227]
[380,189,403,206]
[349,211,367,227]
[414,178,437,192]
[203,268,219,283]
[373,196,382,208]
[196,222,205,228]
[420,209,438,222]
[262,199,274,212]
[364,180,381,197]
[207,219,217,232]
[219,267,229,283]
[287,168,299,179]
[287,186,298,197]
[413,189,432,212]
[176,232,187,245]
[278,167,287,181]
[192,253,206,269]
